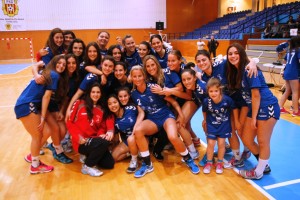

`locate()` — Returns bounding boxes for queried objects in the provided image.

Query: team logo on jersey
[2,0,19,17]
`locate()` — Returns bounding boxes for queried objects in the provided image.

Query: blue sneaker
[134,162,154,178]
[185,158,200,174]
[47,143,55,153]
[242,150,251,160]
[199,154,207,167]
[53,152,73,164]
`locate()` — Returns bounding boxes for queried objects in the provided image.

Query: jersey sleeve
[202,98,209,112]
[79,73,98,91]
[46,71,59,91]
[66,100,84,143]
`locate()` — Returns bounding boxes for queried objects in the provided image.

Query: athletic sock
[31,156,40,168]
[255,158,268,176]
[131,154,138,162]
[140,151,151,166]
[180,149,191,161]
[188,143,196,153]
[232,149,241,160]
[53,144,63,154]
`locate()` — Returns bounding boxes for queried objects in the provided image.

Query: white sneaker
[81,164,103,177]
[203,162,213,174]
[216,162,224,174]
[127,159,138,173]
[79,154,86,164]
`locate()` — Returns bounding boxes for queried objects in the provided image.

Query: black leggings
[78,137,115,169]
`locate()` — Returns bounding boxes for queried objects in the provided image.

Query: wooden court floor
[0,62,298,200]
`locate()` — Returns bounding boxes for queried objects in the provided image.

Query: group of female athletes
[15,28,288,180]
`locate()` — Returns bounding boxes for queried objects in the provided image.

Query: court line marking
[199,139,276,200]
[264,179,300,190]
[0,105,15,108]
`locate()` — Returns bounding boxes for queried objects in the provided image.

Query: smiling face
[53,33,64,47]
[151,37,163,53]
[107,96,120,114]
[97,32,110,48]
[181,71,197,90]
[195,54,212,72]
[138,43,150,59]
[64,33,74,47]
[114,64,126,80]
[227,46,240,68]
[112,48,122,62]
[208,85,222,103]
[90,86,101,104]
[131,69,145,88]
[67,57,77,75]
[118,90,130,106]
[72,42,84,57]
[55,58,66,73]
[124,37,136,54]
[145,58,158,77]
[101,59,115,76]
[167,54,181,71]
[87,45,98,62]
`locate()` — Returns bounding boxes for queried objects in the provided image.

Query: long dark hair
[226,43,249,90]
[107,45,125,62]
[106,93,122,117]
[65,53,80,84]
[67,38,86,63]
[84,82,102,121]
[41,54,68,104]
[289,36,300,51]
[84,42,102,67]
[45,28,63,56]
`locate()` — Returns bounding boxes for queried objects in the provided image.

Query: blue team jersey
[148,67,181,88]
[201,59,227,85]
[241,70,278,108]
[79,73,99,91]
[68,75,79,98]
[124,49,142,72]
[99,49,108,56]
[276,42,289,52]
[131,83,169,116]
[101,73,115,95]
[163,67,181,88]
[192,79,207,106]
[153,50,168,69]
[202,95,235,134]
[41,47,64,65]
[283,49,300,80]
[15,70,59,106]
[115,105,138,137]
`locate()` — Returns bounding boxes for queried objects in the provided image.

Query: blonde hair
[129,65,146,90]
[206,77,224,94]
[143,55,165,87]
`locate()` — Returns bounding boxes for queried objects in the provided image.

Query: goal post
[0,37,34,62]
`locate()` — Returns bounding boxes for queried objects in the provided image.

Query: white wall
[0,0,166,31]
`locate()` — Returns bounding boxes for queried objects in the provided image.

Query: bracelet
[41,116,46,121]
